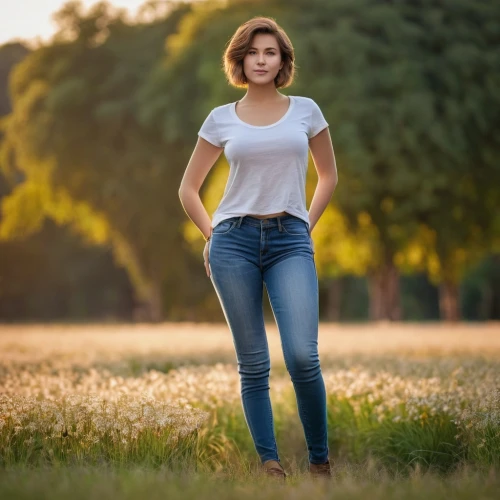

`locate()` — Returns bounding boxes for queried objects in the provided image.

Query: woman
[178,16,337,480]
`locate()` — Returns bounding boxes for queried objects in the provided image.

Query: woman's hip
[209,214,314,273]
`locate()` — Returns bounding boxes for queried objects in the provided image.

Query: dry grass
[2,321,500,366]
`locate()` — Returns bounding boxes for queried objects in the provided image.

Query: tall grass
[0,322,499,497]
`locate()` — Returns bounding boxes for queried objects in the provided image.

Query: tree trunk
[325,278,342,321]
[439,280,460,321]
[147,278,163,323]
[368,261,401,321]
[132,279,163,322]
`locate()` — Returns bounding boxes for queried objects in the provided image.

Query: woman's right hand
[203,241,210,277]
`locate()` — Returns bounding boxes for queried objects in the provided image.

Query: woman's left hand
[203,241,210,277]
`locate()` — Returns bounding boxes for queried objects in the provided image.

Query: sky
[0,1,172,46]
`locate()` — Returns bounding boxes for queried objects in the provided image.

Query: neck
[242,82,282,103]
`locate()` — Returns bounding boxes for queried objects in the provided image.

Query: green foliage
[0,1,198,319]
[0,0,498,320]
[294,0,499,286]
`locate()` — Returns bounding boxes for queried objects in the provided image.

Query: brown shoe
[262,459,287,480]
[309,459,332,478]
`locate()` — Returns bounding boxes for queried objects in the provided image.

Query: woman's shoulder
[213,101,234,111]
[204,102,234,123]
[210,102,233,114]
[291,95,319,107]
[290,96,325,119]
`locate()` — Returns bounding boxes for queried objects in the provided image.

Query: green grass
[1,463,499,500]
[1,396,495,475]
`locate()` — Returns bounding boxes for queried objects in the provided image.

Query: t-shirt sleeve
[308,99,329,139]
[198,110,222,147]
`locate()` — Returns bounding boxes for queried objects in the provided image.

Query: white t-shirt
[198,95,329,229]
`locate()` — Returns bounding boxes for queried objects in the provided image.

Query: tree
[0,1,193,321]
[288,0,500,320]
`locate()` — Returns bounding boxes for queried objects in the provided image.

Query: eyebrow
[249,47,278,50]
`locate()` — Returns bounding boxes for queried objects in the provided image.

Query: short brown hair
[223,17,295,89]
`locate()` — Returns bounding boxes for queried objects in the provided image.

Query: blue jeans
[208,214,329,465]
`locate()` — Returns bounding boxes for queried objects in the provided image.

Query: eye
[247,50,276,55]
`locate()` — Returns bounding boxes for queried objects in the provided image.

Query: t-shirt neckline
[230,96,295,129]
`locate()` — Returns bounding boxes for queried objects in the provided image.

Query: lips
[254,70,267,74]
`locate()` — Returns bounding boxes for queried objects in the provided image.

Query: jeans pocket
[212,219,237,235]
[281,219,309,236]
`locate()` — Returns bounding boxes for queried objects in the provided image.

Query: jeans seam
[268,397,278,460]
[281,227,309,236]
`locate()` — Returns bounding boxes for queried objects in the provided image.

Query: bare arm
[308,127,338,233]
[178,137,224,240]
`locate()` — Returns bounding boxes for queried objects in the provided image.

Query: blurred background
[0,0,498,324]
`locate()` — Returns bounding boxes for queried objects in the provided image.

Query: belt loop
[236,216,243,228]
[277,216,283,232]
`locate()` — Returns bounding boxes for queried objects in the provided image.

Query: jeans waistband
[222,214,304,229]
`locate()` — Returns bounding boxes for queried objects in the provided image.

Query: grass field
[1,322,500,499]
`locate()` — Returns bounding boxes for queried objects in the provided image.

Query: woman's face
[242,33,283,86]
